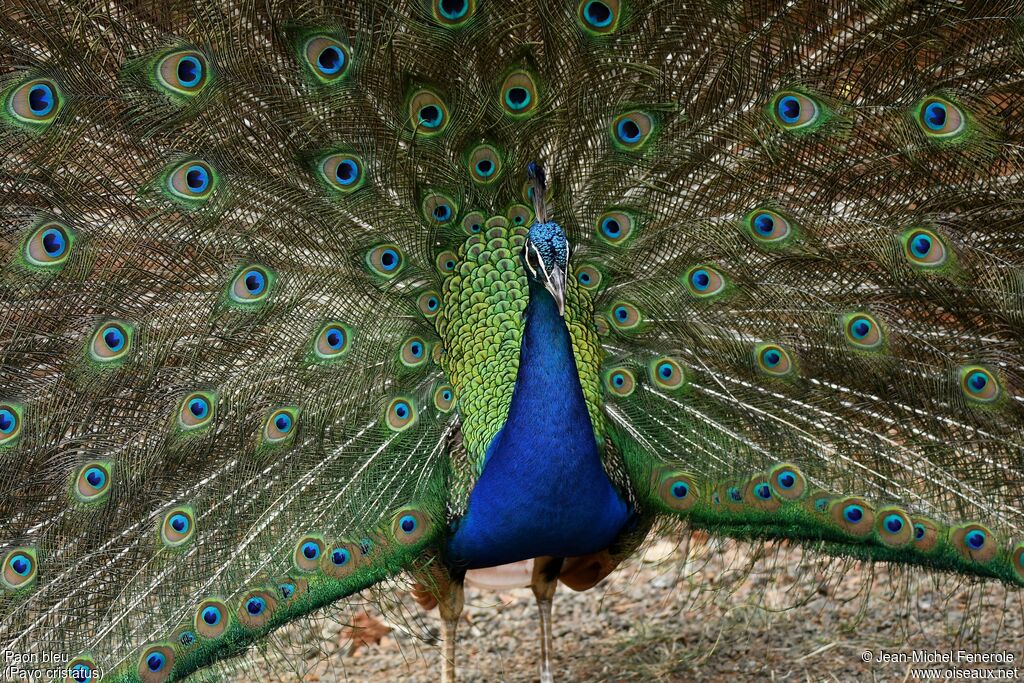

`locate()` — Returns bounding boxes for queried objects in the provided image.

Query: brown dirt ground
[246,533,1023,682]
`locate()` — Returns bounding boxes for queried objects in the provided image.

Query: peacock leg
[531,556,565,683]
[436,568,465,683]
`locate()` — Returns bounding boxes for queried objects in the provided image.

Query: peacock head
[521,161,569,316]
[523,220,570,317]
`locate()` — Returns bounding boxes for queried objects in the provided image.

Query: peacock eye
[433,383,455,412]
[229,265,272,304]
[843,312,884,350]
[0,404,22,445]
[74,461,113,503]
[755,344,795,377]
[366,244,406,279]
[958,365,1001,404]
[578,0,620,34]
[684,265,727,298]
[500,70,539,117]
[649,357,686,389]
[294,536,325,571]
[264,408,297,443]
[604,367,635,397]
[744,209,793,246]
[771,91,820,130]
[409,89,449,134]
[303,36,351,82]
[90,322,134,364]
[160,507,195,547]
[320,153,365,193]
[423,193,457,224]
[6,78,63,127]
[917,97,966,139]
[166,159,218,203]
[901,227,949,270]
[156,50,209,97]
[611,111,654,149]
[433,0,475,25]
[468,144,502,184]
[385,398,417,431]
[314,322,351,360]
[24,221,74,267]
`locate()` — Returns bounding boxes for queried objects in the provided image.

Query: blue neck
[447,278,630,569]
[486,278,598,466]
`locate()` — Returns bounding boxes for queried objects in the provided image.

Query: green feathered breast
[435,215,605,471]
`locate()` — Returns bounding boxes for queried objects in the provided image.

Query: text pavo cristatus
[2,1,1023,681]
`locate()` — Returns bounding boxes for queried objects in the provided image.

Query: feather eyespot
[578,0,620,34]
[830,497,874,537]
[649,357,685,390]
[604,368,636,397]
[2,547,37,591]
[911,517,941,552]
[68,657,98,683]
[314,323,351,360]
[321,541,361,579]
[608,301,642,330]
[434,0,475,25]
[417,292,442,320]
[1011,543,1024,583]
[842,312,885,351]
[385,398,417,431]
[685,265,726,298]
[436,250,459,273]
[0,404,23,446]
[237,589,276,628]
[595,210,634,245]
[744,209,793,245]
[875,508,913,547]
[320,153,365,193]
[771,91,820,131]
[506,204,533,227]
[574,264,603,290]
[611,111,654,149]
[656,471,699,512]
[24,221,73,268]
[73,461,113,504]
[423,193,457,224]
[293,536,325,572]
[89,321,133,364]
[138,644,174,683]
[156,50,209,98]
[755,343,794,377]
[768,463,806,500]
[462,211,485,235]
[392,507,429,544]
[433,383,455,412]
[5,78,62,127]
[916,97,966,139]
[166,159,217,203]
[160,507,195,548]
[303,36,350,82]
[195,599,228,639]
[366,244,406,279]
[901,228,949,269]
[951,523,998,563]
[500,71,538,117]
[263,408,297,444]
[468,144,502,183]
[958,365,1001,404]
[400,337,429,368]
[229,265,272,304]
[178,392,215,431]
[409,89,449,135]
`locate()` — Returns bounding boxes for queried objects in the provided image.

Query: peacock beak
[544,265,566,317]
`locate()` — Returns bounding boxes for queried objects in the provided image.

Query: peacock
[2,0,1023,681]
